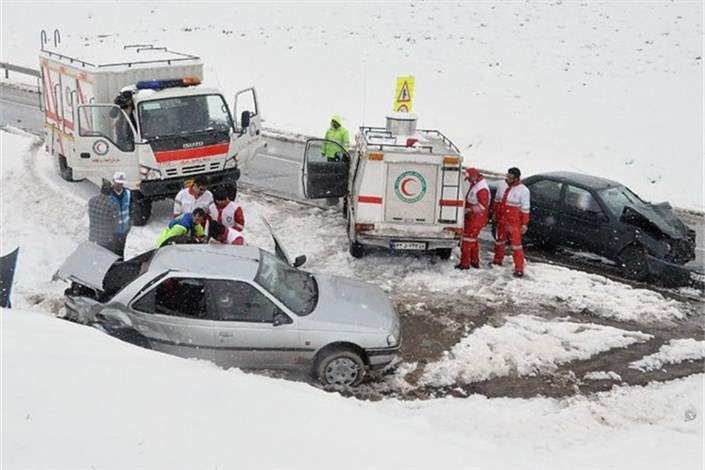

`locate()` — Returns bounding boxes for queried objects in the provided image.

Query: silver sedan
[55,234,400,387]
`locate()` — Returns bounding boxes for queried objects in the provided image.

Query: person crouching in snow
[156,208,207,248]
[208,187,245,231]
[456,168,490,270]
[208,221,244,246]
[491,167,531,277]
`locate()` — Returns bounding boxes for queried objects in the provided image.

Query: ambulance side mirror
[240,111,251,129]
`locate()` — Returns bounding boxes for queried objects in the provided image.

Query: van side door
[301,138,351,199]
[75,104,137,182]
[233,87,263,167]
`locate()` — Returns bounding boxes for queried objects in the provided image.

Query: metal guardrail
[0,62,40,79]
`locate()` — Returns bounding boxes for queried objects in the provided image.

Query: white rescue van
[302,113,464,258]
[39,35,263,224]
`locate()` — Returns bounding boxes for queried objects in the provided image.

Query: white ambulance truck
[302,113,464,258]
[39,39,263,224]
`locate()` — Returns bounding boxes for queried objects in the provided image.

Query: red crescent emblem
[401,178,415,197]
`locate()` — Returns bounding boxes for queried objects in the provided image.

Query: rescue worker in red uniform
[456,168,490,270]
[492,167,531,277]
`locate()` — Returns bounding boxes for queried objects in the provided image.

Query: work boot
[471,262,480,269]
[513,271,524,278]
[488,261,502,267]
[455,264,470,270]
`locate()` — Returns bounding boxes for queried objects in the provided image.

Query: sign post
[393,76,415,113]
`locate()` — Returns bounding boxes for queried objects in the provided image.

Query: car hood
[309,274,397,332]
[53,241,120,292]
[622,202,690,239]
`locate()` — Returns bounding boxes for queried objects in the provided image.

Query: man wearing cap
[456,168,490,270]
[173,176,214,218]
[492,167,531,277]
[113,90,136,151]
[110,171,132,258]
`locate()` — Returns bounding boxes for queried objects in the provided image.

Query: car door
[74,104,137,182]
[525,178,564,245]
[129,275,222,363]
[555,184,612,256]
[205,279,305,370]
[232,87,263,167]
[301,138,351,199]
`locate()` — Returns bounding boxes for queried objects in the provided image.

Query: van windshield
[138,94,234,140]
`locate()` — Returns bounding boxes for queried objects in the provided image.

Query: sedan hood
[53,241,120,292]
[622,202,691,240]
[309,274,396,332]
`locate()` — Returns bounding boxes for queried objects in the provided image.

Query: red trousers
[459,216,486,267]
[493,223,525,273]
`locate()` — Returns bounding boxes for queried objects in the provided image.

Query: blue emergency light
[136,76,201,90]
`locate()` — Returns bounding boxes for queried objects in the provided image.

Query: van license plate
[391,241,427,250]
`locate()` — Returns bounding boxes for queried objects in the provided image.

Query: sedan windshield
[599,186,647,217]
[138,94,234,139]
[255,251,318,316]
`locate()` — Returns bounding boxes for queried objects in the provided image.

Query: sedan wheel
[317,349,366,387]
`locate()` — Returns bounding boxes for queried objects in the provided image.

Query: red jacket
[465,178,490,223]
[494,180,530,226]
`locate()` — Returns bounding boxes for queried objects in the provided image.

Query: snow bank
[1,2,702,209]
[378,374,703,470]
[3,308,703,470]
[1,309,469,469]
[420,315,651,386]
[630,338,705,372]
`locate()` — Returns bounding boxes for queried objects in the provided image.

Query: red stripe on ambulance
[358,195,383,204]
[154,143,229,163]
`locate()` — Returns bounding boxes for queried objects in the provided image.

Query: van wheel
[619,244,649,281]
[349,240,364,258]
[130,194,152,226]
[315,348,366,387]
[435,248,452,260]
[58,155,75,182]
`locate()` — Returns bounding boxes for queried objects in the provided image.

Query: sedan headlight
[386,333,399,346]
[224,155,238,169]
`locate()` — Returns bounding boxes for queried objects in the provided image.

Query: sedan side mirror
[293,255,307,268]
[272,310,291,327]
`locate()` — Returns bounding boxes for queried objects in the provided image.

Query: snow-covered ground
[420,315,652,386]
[2,123,703,468]
[630,338,705,372]
[1,1,702,210]
[3,308,703,470]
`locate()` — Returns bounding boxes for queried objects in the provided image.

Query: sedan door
[554,185,613,257]
[205,279,307,370]
[525,179,564,245]
[129,276,222,363]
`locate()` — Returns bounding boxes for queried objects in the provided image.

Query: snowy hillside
[1,1,702,210]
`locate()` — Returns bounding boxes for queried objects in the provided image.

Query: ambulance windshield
[138,94,234,140]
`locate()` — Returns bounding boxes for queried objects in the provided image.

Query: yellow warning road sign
[393,76,415,113]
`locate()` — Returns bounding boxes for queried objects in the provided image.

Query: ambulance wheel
[58,155,75,182]
[435,248,452,260]
[349,240,364,258]
[130,195,152,226]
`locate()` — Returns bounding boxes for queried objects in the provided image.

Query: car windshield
[138,94,234,139]
[599,186,648,216]
[255,251,318,316]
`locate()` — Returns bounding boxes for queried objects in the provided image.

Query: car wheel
[619,244,649,281]
[316,348,366,387]
[349,240,364,258]
[435,248,452,260]
[58,155,75,182]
